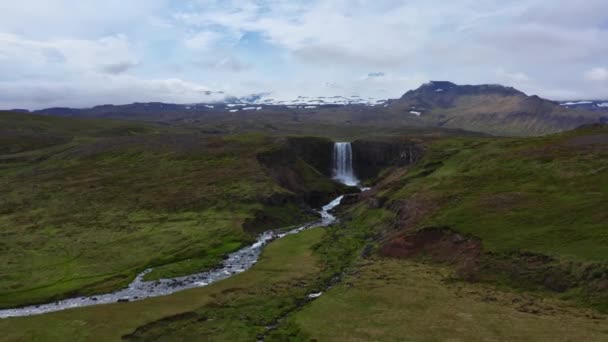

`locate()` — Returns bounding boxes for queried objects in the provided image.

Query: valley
[3,1,608,339]
[0,106,606,340]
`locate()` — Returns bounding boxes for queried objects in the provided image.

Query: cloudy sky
[1,0,608,109]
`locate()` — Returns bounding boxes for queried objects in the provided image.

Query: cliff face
[256,137,346,207]
[352,139,423,180]
[286,137,335,177]
[258,137,423,194]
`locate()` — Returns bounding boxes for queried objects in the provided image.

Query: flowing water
[332,142,359,186]
[1,142,361,319]
[0,196,345,319]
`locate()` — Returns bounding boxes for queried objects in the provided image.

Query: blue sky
[1,0,607,109]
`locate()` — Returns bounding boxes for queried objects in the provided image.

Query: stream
[1,141,361,319]
[0,196,345,319]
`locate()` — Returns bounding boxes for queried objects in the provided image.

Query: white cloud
[204,56,251,72]
[585,67,608,82]
[169,0,608,99]
[495,69,531,83]
[0,75,222,109]
[1,0,608,108]
[176,1,427,66]
[0,33,138,77]
[0,32,223,109]
[0,0,169,39]
[184,31,223,51]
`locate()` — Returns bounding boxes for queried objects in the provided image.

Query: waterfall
[332,142,359,186]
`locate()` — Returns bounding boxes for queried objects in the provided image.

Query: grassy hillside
[281,125,608,340]
[4,174,607,340]
[0,228,329,340]
[293,259,608,341]
[2,110,607,340]
[0,111,165,154]
[377,124,607,261]
[420,95,598,136]
[347,124,608,310]
[0,112,345,309]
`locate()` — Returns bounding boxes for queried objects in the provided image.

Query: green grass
[0,111,161,136]
[0,112,344,309]
[0,111,164,155]
[382,126,608,261]
[364,125,608,311]
[0,141,274,308]
[292,258,608,341]
[0,191,387,341]
[142,240,244,281]
[0,228,327,341]
[2,110,607,340]
[3,127,608,340]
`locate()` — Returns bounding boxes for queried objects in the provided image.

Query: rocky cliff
[352,139,423,180]
[256,137,346,207]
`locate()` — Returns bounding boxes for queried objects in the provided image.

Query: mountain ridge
[5,81,605,137]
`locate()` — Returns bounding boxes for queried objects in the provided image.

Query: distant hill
[0,110,161,154]
[9,81,605,137]
[385,81,605,136]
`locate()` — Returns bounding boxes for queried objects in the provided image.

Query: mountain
[386,81,604,136]
[14,81,605,137]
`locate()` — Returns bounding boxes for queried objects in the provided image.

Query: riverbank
[0,195,345,319]
[0,228,329,340]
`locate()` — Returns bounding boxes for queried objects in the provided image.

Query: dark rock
[366,197,384,209]
[481,295,497,302]
[341,194,360,205]
[287,137,334,177]
[256,137,350,209]
[360,244,373,259]
[352,139,422,180]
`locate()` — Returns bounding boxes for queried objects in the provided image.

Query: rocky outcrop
[381,227,482,264]
[351,139,422,180]
[380,226,608,307]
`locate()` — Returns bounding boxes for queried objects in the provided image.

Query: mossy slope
[0,113,343,309]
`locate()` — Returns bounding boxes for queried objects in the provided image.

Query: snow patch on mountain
[225,93,383,107]
[561,101,594,106]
